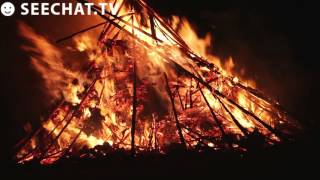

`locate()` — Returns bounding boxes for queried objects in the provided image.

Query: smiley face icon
[1,2,15,16]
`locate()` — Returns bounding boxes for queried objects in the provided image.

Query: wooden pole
[131,60,137,156]
[164,73,187,149]
[214,94,249,137]
[198,86,230,141]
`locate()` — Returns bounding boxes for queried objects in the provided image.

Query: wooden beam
[164,73,187,149]
[131,60,137,156]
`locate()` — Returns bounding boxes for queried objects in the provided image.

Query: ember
[14,0,300,165]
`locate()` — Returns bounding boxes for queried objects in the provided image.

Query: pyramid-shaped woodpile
[15,0,299,165]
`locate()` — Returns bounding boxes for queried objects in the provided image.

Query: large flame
[16,0,298,165]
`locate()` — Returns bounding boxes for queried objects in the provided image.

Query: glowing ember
[15,0,299,165]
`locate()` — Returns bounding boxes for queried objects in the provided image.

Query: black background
[0,0,319,175]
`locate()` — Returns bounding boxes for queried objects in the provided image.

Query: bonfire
[15,0,300,165]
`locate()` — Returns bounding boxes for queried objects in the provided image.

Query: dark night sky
[0,0,318,162]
